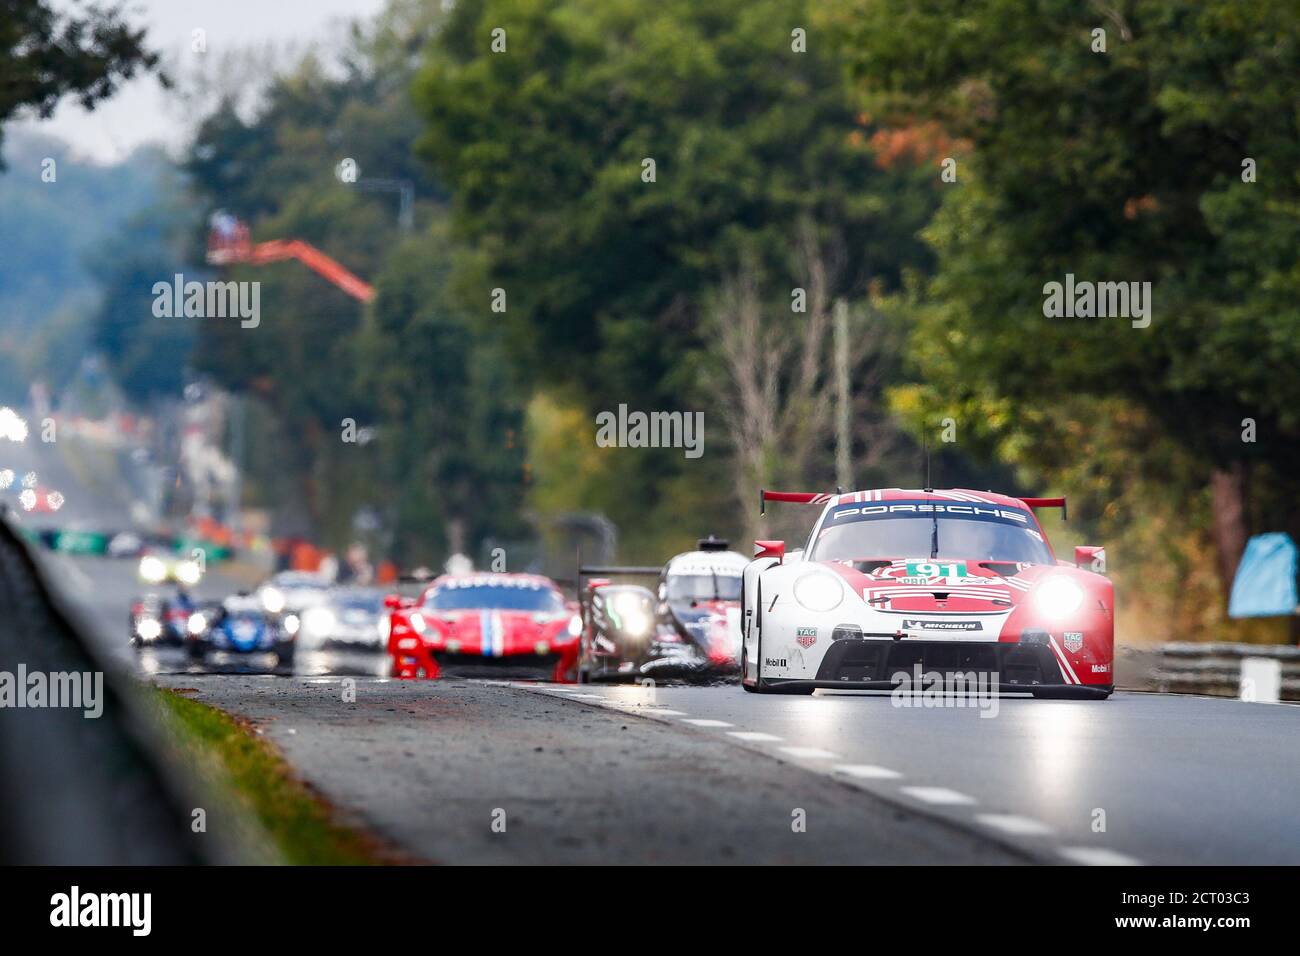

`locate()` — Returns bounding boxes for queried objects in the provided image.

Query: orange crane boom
[206,218,375,303]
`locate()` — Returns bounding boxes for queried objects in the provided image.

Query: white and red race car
[386,572,581,681]
[741,488,1112,699]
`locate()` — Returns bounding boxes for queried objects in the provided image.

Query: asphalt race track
[16,440,1300,865]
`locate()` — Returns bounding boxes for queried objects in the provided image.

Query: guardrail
[1152,642,1300,702]
[0,506,208,863]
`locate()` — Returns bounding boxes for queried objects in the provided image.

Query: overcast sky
[15,0,387,164]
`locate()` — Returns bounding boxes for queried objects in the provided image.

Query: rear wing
[578,565,661,579]
[759,489,835,516]
[1021,496,1068,521]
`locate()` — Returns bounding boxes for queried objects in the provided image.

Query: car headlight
[409,611,426,634]
[609,592,653,637]
[793,572,843,612]
[187,612,208,635]
[283,613,300,636]
[261,587,285,614]
[567,614,582,638]
[302,607,336,636]
[137,618,162,641]
[176,560,202,585]
[1033,577,1084,617]
[139,555,166,583]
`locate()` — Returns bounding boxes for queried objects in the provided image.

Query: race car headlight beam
[302,607,336,637]
[261,587,286,614]
[1033,577,1085,618]
[139,555,166,584]
[176,560,202,586]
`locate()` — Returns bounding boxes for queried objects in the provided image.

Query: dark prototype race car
[129,591,194,647]
[184,594,298,666]
[577,537,749,682]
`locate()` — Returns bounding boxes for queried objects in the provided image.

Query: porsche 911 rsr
[386,573,580,680]
[741,489,1113,699]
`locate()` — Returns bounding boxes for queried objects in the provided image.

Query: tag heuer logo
[1063,631,1084,653]
[795,627,817,648]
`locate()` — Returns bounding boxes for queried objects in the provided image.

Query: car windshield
[334,594,382,613]
[666,572,742,602]
[425,582,565,612]
[811,501,1052,565]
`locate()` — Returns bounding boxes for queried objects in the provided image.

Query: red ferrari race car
[741,488,1113,698]
[386,572,581,681]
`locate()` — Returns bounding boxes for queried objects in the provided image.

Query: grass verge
[149,685,395,865]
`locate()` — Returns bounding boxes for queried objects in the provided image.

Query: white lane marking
[832,764,901,780]
[975,813,1053,836]
[568,694,610,700]
[643,708,686,716]
[681,718,733,727]
[901,786,977,806]
[727,731,783,742]
[1058,846,1141,866]
[780,746,838,759]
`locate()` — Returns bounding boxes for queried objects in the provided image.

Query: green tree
[0,0,162,159]
[414,0,940,554]
[829,0,1300,592]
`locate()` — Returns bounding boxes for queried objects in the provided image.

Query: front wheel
[274,643,296,667]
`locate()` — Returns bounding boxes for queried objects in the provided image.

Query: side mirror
[754,540,786,562]
[383,593,403,610]
[1075,546,1106,573]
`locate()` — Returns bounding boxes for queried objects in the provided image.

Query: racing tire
[274,643,296,668]
[186,640,207,661]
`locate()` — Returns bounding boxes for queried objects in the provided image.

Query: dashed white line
[975,813,1053,836]
[900,786,976,806]
[727,731,783,742]
[680,718,733,727]
[1058,846,1141,866]
[780,746,838,759]
[832,764,902,780]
